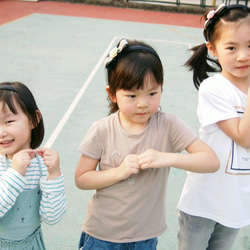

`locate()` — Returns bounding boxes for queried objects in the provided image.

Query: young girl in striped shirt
[0,81,66,249]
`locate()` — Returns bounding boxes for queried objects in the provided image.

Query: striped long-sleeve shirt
[0,154,66,225]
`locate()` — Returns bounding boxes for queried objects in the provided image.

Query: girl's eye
[6,120,14,124]
[227,47,235,51]
[150,92,157,96]
[128,95,136,98]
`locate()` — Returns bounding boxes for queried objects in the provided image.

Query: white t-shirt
[177,74,250,228]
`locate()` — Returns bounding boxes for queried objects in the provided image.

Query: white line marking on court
[188,43,193,55]
[44,36,118,148]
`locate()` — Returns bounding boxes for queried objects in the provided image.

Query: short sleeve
[160,113,197,153]
[78,122,103,160]
[198,75,239,128]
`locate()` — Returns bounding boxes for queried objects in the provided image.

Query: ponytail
[185,43,221,90]
[187,4,250,90]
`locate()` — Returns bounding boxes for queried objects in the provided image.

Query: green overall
[0,155,45,249]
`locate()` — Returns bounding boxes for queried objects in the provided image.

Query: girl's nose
[137,98,148,108]
[0,127,7,137]
[237,49,250,61]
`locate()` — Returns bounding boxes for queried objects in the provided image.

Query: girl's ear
[31,110,42,129]
[106,85,117,103]
[206,42,217,57]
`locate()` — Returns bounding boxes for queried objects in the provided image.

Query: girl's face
[208,20,250,86]
[0,101,33,159]
[108,73,162,134]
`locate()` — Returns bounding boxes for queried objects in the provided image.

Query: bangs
[110,51,163,91]
[106,39,164,115]
[0,91,18,114]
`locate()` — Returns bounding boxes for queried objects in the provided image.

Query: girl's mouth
[237,65,249,70]
[137,112,147,116]
[0,139,14,146]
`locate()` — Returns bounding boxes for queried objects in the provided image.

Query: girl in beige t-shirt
[75,38,219,250]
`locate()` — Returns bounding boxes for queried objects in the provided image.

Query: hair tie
[204,3,225,28]
[104,39,128,68]
[205,3,250,29]
[0,85,18,93]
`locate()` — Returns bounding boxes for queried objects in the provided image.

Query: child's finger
[21,149,36,159]
[35,148,46,157]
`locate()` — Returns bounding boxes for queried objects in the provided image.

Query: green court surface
[0,7,250,250]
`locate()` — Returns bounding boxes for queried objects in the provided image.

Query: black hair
[185,4,250,90]
[105,39,164,114]
[0,82,44,149]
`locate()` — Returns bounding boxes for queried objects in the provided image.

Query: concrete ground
[0,1,250,249]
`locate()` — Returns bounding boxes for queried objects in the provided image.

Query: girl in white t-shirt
[75,38,219,250]
[177,4,250,250]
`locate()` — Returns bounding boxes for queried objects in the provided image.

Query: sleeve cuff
[40,174,65,192]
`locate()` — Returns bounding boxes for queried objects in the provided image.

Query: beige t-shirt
[78,111,197,243]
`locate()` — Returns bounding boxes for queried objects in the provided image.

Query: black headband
[204,4,250,41]
[0,85,18,93]
[104,39,161,69]
[125,45,161,61]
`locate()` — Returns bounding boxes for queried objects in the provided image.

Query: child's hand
[138,149,170,170]
[118,154,140,180]
[36,148,61,180]
[12,149,36,176]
